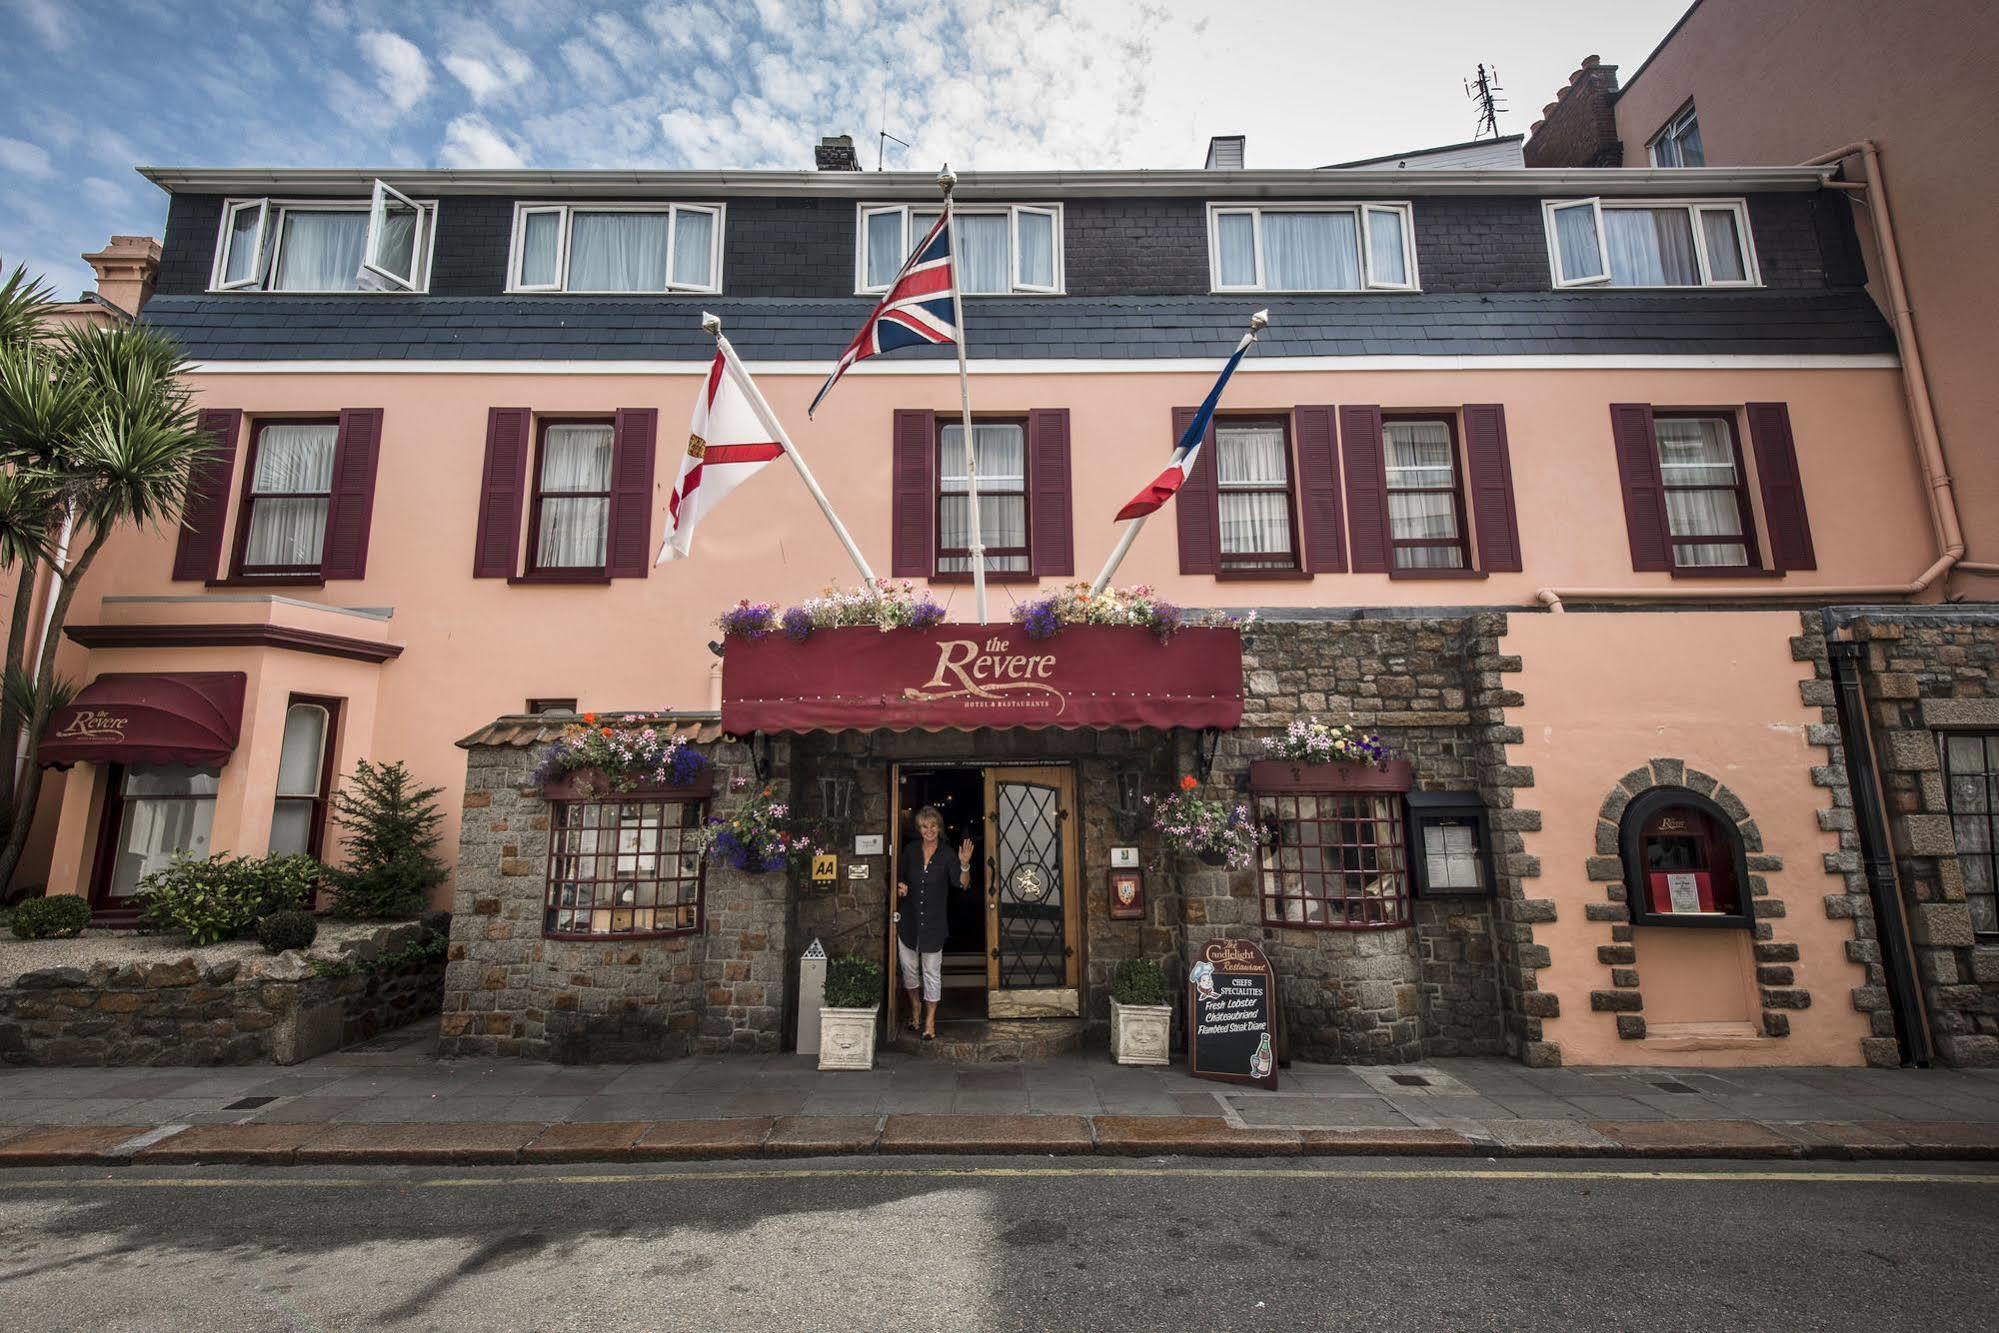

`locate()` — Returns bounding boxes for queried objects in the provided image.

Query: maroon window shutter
[891,409,935,578]
[1292,405,1346,574]
[1172,407,1220,575]
[1339,405,1390,573]
[1610,404,1673,572]
[1461,404,1523,573]
[320,408,383,580]
[473,408,532,578]
[1746,402,1816,572]
[604,408,659,578]
[171,408,242,582]
[1027,408,1073,577]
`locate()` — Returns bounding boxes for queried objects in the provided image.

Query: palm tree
[0,265,212,897]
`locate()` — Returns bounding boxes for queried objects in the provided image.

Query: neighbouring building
[20,123,1992,1068]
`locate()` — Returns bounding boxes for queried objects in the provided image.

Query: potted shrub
[1109,958,1172,1066]
[1249,719,1410,793]
[818,953,883,1071]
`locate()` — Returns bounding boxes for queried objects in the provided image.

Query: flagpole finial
[937,164,957,197]
[1249,308,1270,334]
[701,310,722,336]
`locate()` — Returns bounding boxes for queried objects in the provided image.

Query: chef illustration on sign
[896,805,974,1042]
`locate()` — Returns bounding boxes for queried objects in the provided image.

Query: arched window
[1619,788,1752,928]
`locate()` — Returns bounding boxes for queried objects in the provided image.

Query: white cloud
[357,29,433,112]
[0,138,54,177]
[440,115,527,168]
[12,0,71,51]
[80,176,130,211]
[559,37,622,99]
[442,20,535,104]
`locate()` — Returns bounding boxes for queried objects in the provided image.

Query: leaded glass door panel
[983,765,1081,1017]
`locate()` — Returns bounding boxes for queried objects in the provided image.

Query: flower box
[817,1005,880,1071]
[1248,758,1413,794]
[539,769,714,801]
[1110,1000,1172,1066]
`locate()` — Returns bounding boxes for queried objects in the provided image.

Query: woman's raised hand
[960,837,975,865]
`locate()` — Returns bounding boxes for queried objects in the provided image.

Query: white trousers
[897,941,943,1003]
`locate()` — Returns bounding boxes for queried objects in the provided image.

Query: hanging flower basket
[1146,775,1264,870]
[699,778,824,876]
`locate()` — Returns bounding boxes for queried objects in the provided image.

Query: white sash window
[506,204,723,294]
[857,204,1063,296]
[1208,203,1418,293]
[210,182,435,293]
[1545,198,1758,288]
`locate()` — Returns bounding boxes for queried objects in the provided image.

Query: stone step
[888,1018,1093,1063]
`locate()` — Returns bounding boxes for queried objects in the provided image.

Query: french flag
[808,212,957,419]
[1114,334,1257,521]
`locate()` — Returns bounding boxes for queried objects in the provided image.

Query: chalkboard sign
[1186,939,1277,1089]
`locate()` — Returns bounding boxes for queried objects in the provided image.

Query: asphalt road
[0,1157,1993,1332]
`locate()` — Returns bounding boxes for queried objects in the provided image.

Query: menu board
[1187,938,1277,1089]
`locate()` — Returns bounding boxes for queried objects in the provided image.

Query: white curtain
[670,208,715,288]
[109,767,218,899]
[1700,209,1746,281]
[1016,210,1055,287]
[372,203,420,283]
[567,212,669,291]
[520,211,561,286]
[1216,212,1257,286]
[1366,209,1407,286]
[1553,204,1604,281]
[1384,420,1463,569]
[1262,211,1360,290]
[1606,207,1700,285]
[271,702,325,856]
[1216,423,1293,562]
[224,207,263,285]
[244,423,336,568]
[536,424,613,567]
[272,211,367,291]
[939,423,1027,571]
[1656,417,1747,565]
[864,210,905,288]
[956,213,1009,294]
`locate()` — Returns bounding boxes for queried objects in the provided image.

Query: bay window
[1546,198,1757,288]
[937,421,1029,574]
[1383,417,1469,571]
[236,421,337,576]
[529,421,615,572]
[508,203,723,294]
[210,182,436,293]
[858,203,1060,295]
[1655,413,1757,569]
[545,797,706,938]
[270,698,337,858]
[1215,419,1297,571]
[1208,203,1417,292]
[99,766,218,903]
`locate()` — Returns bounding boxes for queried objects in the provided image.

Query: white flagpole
[939,165,987,623]
[1090,309,1269,595]
[703,312,876,584]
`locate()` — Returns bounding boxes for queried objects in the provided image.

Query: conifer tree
[326,759,448,919]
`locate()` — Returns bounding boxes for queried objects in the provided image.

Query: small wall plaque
[854,833,885,856]
[1110,846,1139,869]
[847,862,870,880]
[810,853,838,884]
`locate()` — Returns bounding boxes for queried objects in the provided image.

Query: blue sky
[1,0,1689,299]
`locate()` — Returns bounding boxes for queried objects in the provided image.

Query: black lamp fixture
[748,731,772,782]
[1196,727,1223,784]
[818,768,857,838]
[1112,767,1146,840]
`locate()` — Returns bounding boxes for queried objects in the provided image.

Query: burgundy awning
[722,625,1242,733]
[39,672,247,769]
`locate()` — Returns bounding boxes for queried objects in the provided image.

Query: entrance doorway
[889,762,1083,1034]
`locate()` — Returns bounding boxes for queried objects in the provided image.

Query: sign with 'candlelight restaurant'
[722,625,1243,733]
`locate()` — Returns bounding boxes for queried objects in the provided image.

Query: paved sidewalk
[3,1020,1999,1164]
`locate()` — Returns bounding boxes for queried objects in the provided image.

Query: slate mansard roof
[136,163,1894,363]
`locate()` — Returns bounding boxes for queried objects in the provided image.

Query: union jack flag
[808,211,956,418]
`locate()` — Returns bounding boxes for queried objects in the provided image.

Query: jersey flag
[658,351,785,562]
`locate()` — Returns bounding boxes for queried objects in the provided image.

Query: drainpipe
[1537,140,1977,610]
[1822,607,1931,1066]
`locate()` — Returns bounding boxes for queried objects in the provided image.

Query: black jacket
[896,840,968,953]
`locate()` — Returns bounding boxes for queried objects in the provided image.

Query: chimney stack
[1521,55,1622,168]
[814,134,861,172]
[82,235,160,317]
[1204,135,1245,170]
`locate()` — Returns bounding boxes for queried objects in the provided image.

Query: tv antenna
[1465,63,1507,139]
[876,88,909,170]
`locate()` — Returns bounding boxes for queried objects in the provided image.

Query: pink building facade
[26,156,1986,1067]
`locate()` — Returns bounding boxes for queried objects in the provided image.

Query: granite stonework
[0,923,444,1067]
[1813,612,1999,1066]
[440,736,789,1062]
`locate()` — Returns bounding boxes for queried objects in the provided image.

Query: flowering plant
[1011,583,1254,643]
[700,776,821,874]
[532,713,708,794]
[1259,718,1392,767]
[717,600,779,639]
[1145,775,1264,869]
[718,582,947,643]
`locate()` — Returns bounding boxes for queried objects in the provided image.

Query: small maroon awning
[39,672,247,769]
[722,625,1242,733]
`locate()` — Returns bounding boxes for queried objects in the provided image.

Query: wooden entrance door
[984,765,1081,1017]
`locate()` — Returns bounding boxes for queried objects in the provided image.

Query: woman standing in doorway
[897,805,974,1041]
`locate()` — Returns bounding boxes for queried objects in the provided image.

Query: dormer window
[857,203,1061,295]
[1545,198,1758,288]
[507,203,723,294]
[210,181,436,293]
[1207,203,1417,293]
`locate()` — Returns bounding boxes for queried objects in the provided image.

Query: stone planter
[539,768,713,801]
[1248,758,1413,793]
[817,1005,880,1070]
[1110,1000,1172,1066]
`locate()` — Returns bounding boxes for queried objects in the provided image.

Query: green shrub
[9,895,91,940]
[1110,958,1169,1007]
[255,909,318,954]
[823,954,882,1010]
[326,759,448,920]
[137,854,322,946]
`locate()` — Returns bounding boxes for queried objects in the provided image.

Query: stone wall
[440,735,791,1062]
[0,923,444,1067]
